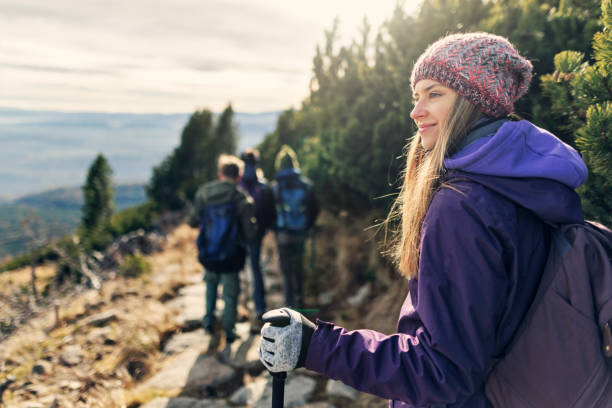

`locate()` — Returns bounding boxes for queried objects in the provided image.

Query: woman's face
[410,79,458,150]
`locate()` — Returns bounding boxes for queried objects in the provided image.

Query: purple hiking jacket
[304,120,588,407]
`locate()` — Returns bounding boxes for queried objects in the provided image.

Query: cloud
[0,62,117,76]
[0,0,414,112]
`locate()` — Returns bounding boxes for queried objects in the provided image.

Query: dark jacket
[304,119,588,407]
[239,163,276,237]
[188,180,256,272]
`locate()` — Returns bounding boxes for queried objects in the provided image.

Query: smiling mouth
[418,124,436,132]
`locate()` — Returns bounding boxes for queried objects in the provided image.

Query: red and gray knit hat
[410,32,533,117]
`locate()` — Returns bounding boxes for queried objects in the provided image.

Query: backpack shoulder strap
[498,225,568,355]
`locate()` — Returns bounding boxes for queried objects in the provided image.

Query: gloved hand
[259,308,316,372]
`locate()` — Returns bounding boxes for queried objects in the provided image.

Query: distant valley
[0,107,280,259]
[0,108,280,200]
[0,184,147,260]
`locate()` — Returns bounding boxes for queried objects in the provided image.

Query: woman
[259,33,587,407]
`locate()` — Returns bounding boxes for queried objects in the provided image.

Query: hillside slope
[0,214,405,407]
[0,184,146,259]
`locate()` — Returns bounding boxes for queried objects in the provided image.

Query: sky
[0,0,422,114]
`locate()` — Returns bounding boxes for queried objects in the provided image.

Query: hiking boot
[203,329,220,355]
[225,333,237,345]
[219,343,234,363]
[202,319,215,335]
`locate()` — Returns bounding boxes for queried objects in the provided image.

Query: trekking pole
[262,309,291,408]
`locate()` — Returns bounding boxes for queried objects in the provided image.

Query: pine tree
[214,103,238,155]
[82,153,114,232]
[541,0,612,224]
[147,104,239,211]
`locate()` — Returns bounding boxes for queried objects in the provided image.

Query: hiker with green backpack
[188,154,256,345]
[259,33,612,407]
[271,145,319,309]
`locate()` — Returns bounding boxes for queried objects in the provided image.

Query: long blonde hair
[387,95,484,279]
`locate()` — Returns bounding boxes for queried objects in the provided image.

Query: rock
[58,380,82,390]
[86,326,114,344]
[42,397,58,408]
[166,283,206,330]
[142,348,235,392]
[302,403,336,408]
[82,310,120,327]
[31,360,52,375]
[163,329,211,355]
[178,284,205,297]
[101,231,164,269]
[20,403,45,408]
[23,384,48,396]
[59,345,83,367]
[278,374,317,407]
[239,373,317,408]
[84,297,105,312]
[229,376,267,406]
[140,397,229,408]
[347,283,371,307]
[221,327,261,369]
[325,379,358,400]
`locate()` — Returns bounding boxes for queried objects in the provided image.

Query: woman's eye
[430,92,441,98]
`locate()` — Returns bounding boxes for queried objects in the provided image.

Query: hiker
[188,154,256,344]
[259,33,591,407]
[271,145,319,308]
[239,148,276,328]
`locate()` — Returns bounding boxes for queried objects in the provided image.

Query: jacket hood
[275,167,301,180]
[444,120,587,224]
[203,180,242,205]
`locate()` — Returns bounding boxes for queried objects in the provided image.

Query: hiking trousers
[277,240,305,308]
[247,235,267,317]
[203,269,240,340]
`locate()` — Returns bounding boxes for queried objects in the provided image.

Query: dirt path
[0,223,389,408]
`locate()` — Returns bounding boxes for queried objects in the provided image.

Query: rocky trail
[0,223,391,408]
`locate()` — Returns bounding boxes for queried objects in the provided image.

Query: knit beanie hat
[411,32,533,117]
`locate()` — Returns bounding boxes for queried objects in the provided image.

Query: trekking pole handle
[263,309,291,327]
[262,309,291,408]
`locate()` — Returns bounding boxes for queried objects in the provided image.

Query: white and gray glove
[259,308,316,372]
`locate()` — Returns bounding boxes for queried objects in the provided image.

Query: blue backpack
[275,177,308,231]
[196,202,240,268]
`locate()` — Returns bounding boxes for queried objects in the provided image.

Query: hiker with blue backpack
[259,32,612,407]
[188,154,256,345]
[239,148,276,329]
[271,145,319,309]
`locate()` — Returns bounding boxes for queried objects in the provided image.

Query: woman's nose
[410,101,426,120]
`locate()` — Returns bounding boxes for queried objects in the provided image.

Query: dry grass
[0,263,56,297]
[0,224,200,408]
